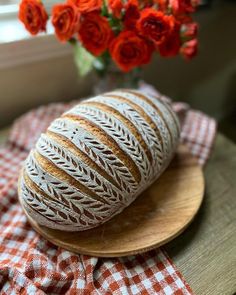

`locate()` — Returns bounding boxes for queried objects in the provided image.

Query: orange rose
[180,38,198,59]
[71,0,102,13]
[52,2,80,42]
[158,22,181,57]
[124,0,140,30]
[78,12,113,56]
[19,0,48,35]
[109,30,153,72]
[108,0,123,18]
[137,8,175,45]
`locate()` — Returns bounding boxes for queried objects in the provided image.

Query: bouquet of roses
[19,0,199,75]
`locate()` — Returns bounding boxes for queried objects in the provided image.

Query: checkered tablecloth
[0,87,216,294]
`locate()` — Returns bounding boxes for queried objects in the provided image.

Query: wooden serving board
[19,145,204,257]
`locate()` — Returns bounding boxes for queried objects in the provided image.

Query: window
[0,0,70,70]
[0,1,26,44]
[0,0,59,43]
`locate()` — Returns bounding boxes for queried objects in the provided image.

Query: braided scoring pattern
[19,90,180,231]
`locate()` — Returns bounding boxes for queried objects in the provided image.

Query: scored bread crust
[18,89,180,231]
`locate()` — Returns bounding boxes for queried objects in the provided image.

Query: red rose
[182,22,198,39]
[19,0,48,35]
[181,38,198,59]
[159,22,181,57]
[109,30,153,72]
[52,2,79,42]
[78,12,113,56]
[124,0,140,30]
[71,0,102,13]
[170,0,199,15]
[108,0,123,18]
[137,8,175,45]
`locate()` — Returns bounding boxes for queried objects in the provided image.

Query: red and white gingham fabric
[0,87,216,294]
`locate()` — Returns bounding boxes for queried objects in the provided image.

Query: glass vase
[92,63,141,95]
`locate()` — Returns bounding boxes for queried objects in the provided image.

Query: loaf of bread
[18,89,180,231]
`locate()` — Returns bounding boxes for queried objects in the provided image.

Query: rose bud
[170,0,199,15]
[181,22,198,39]
[108,0,124,18]
[180,38,198,60]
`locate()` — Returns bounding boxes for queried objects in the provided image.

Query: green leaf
[101,0,109,16]
[73,42,95,77]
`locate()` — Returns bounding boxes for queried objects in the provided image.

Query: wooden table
[0,129,235,295]
[166,134,236,295]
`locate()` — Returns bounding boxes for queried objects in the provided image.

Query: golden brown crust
[62,114,141,183]
[103,94,164,152]
[34,151,108,204]
[157,98,180,135]
[46,130,120,189]
[80,101,153,163]
[125,90,174,146]
[22,171,59,222]
[24,170,49,199]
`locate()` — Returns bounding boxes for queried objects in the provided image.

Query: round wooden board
[19,145,204,257]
